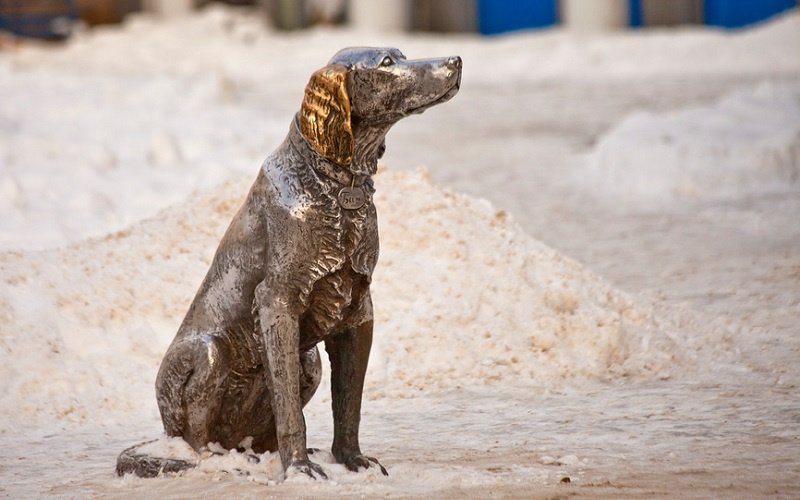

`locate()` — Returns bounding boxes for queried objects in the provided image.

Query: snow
[587,83,800,204]
[1,5,799,498]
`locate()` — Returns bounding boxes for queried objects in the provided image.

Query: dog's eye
[380,56,394,67]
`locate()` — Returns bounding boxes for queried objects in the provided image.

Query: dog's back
[169,137,304,341]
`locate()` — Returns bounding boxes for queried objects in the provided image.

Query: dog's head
[299,47,462,166]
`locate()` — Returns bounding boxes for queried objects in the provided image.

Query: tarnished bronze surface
[116,47,462,481]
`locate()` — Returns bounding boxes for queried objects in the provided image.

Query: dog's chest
[304,192,378,280]
[301,265,365,342]
[297,204,376,344]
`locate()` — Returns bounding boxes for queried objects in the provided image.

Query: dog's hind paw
[287,459,328,480]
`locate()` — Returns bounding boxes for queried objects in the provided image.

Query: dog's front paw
[343,454,388,476]
[287,459,328,480]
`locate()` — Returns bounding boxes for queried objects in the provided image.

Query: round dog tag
[338,186,367,210]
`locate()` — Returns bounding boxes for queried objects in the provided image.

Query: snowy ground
[1,7,799,498]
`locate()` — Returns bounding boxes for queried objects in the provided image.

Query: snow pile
[0,168,678,429]
[0,62,287,250]
[586,83,800,204]
[369,168,676,394]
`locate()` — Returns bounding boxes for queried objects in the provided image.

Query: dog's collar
[311,156,370,188]
[290,116,369,188]
[289,116,374,210]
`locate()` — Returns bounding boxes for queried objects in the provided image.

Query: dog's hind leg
[155,334,231,452]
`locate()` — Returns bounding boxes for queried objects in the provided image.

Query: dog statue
[116,47,461,480]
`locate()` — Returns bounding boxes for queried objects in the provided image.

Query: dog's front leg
[325,320,388,475]
[255,280,327,480]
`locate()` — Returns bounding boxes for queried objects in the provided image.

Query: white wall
[349,0,410,31]
[561,0,629,32]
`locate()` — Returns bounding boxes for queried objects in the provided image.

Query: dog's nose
[446,56,462,70]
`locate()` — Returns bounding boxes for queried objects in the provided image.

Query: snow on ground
[1,6,799,499]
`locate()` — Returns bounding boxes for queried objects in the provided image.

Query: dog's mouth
[407,74,461,116]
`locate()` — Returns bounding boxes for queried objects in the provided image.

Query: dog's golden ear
[299,64,353,166]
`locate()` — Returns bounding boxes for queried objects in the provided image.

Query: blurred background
[1,0,798,40]
[0,0,797,255]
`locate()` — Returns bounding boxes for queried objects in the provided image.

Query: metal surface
[116,47,461,480]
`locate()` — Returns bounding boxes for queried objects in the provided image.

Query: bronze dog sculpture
[116,47,461,480]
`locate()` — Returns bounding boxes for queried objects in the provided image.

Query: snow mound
[0,63,286,251]
[586,83,800,204]
[0,168,678,428]
[369,168,678,394]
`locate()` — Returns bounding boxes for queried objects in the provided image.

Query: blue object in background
[0,0,77,40]
[629,0,643,27]
[704,0,796,28]
[478,0,558,35]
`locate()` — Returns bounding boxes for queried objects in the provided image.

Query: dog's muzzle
[406,55,462,116]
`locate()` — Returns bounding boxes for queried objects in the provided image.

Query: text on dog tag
[338,186,367,210]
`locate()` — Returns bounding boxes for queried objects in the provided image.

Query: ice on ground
[119,435,345,484]
[585,83,800,204]
[0,167,681,430]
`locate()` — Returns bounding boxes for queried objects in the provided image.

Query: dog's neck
[350,119,391,174]
[291,115,390,184]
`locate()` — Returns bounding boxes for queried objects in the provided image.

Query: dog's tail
[116,440,197,478]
